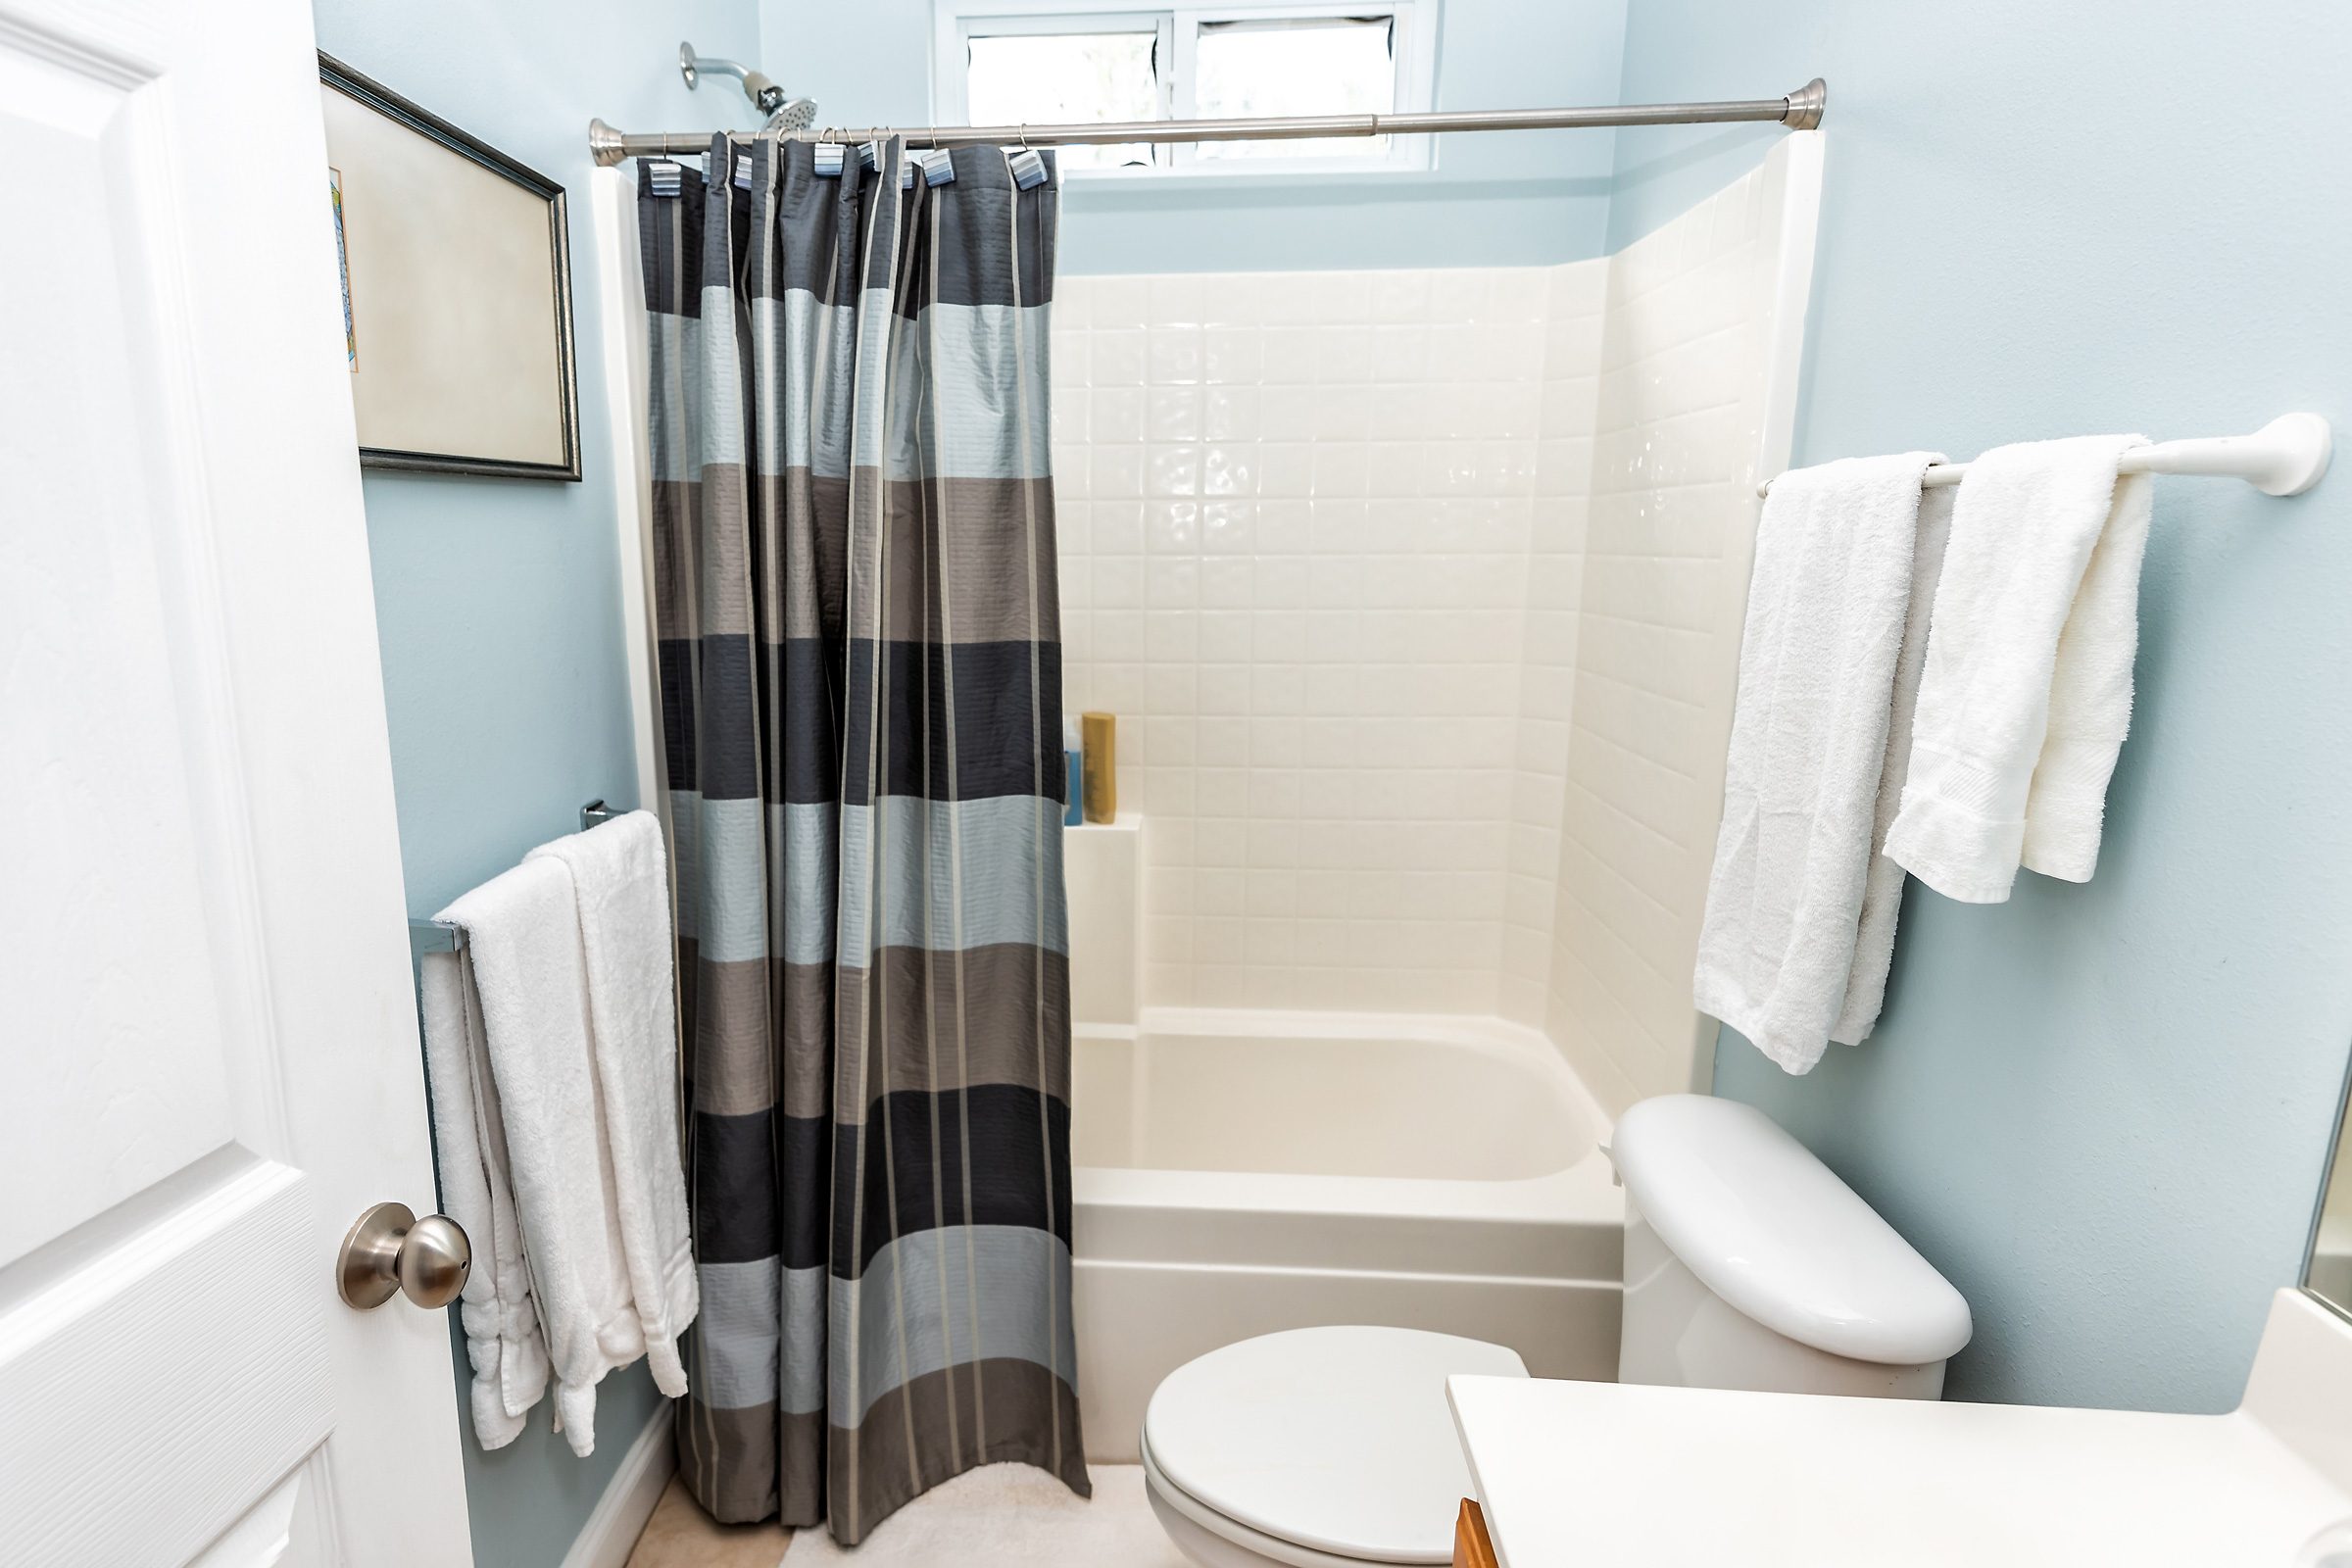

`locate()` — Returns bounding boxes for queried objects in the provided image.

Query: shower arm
[590,76,1828,167]
[679,41,787,116]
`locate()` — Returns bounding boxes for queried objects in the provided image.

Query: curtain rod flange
[1782,77,1827,130]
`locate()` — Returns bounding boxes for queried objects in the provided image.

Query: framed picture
[318,54,580,480]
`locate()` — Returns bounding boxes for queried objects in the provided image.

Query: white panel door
[0,0,471,1562]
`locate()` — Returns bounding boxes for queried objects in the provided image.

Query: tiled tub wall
[1051,265,1605,1013]
[1543,150,1797,1111]
[1049,143,1812,1102]
[1500,270,1606,1026]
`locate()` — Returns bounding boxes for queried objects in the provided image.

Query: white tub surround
[1542,132,1824,1109]
[1070,1010,1622,1462]
[1053,134,1825,1107]
[1053,263,1590,1017]
[1448,1288,2352,1567]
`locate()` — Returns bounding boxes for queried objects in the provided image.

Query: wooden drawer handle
[1454,1497,1498,1568]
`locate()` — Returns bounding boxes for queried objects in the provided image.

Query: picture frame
[318,53,581,481]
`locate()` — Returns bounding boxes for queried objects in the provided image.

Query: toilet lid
[1142,1326,1528,1564]
[1609,1095,1973,1365]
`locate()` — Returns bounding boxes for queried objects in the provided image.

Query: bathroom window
[933,0,1439,176]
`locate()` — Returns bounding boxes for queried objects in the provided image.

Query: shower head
[678,40,816,127]
[763,96,819,133]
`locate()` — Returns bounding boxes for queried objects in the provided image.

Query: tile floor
[623,1465,1179,1568]
[777,1465,1180,1566]
[623,1478,791,1568]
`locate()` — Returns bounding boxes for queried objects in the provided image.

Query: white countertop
[1448,1291,2352,1568]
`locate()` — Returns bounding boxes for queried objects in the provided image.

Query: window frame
[931,0,1441,179]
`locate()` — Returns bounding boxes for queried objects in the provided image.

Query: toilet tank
[1608,1095,1973,1399]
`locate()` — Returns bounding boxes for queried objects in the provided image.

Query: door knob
[338,1201,470,1310]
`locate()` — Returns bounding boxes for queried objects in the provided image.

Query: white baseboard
[562,1401,677,1568]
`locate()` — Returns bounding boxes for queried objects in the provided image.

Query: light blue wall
[1610,2,2352,1413]
[311,0,761,1562]
[326,0,2352,1544]
[759,0,1630,271]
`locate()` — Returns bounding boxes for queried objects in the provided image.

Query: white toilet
[1139,1094,1974,1567]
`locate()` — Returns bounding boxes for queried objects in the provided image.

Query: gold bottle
[1081,711,1117,824]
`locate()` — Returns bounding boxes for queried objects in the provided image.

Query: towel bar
[1755,414,2332,499]
[407,800,623,955]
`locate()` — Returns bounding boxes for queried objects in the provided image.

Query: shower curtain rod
[588,77,1826,167]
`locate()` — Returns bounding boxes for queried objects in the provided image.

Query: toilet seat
[1140,1325,1529,1567]
[1143,1435,1402,1568]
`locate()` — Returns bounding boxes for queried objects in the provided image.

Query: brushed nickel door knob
[338,1201,471,1310]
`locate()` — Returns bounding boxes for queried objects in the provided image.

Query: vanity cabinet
[1452,1498,1497,1568]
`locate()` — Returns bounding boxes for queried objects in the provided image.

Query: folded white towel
[525,811,697,1400]
[441,858,645,1457]
[1884,436,2150,902]
[1830,484,1955,1046]
[418,949,551,1449]
[1693,451,1942,1074]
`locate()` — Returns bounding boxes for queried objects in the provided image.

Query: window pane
[1192,16,1396,161]
[966,31,1161,171]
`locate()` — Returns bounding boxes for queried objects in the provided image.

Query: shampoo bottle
[1081,711,1116,824]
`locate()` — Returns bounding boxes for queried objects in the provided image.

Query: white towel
[2023,465,2156,881]
[1884,436,2151,902]
[525,811,697,1400]
[1829,484,1955,1046]
[1692,451,1943,1074]
[418,950,551,1449]
[440,858,645,1457]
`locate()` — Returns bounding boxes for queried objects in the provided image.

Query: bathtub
[1069,1007,1624,1461]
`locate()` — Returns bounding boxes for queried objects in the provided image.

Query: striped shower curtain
[637,135,1086,1544]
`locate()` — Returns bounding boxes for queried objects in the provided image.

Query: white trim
[931,0,1440,178]
[1169,0,1437,175]
[560,1403,677,1568]
[937,9,1177,169]
[1751,129,1825,499]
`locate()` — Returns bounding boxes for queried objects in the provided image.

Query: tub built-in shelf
[1065,812,1142,1029]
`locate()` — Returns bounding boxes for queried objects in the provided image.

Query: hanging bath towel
[526,810,698,1401]
[1830,482,1957,1046]
[418,948,551,1448]
[1884,436,2152,901]
[441,858,650,1456]
[1692,451,1942,1074]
